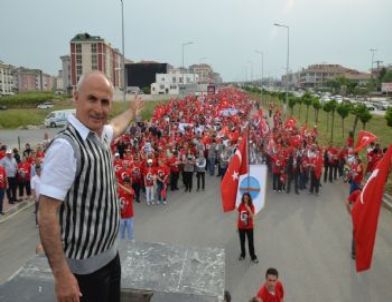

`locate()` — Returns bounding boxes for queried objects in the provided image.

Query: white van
[44,109,76,128]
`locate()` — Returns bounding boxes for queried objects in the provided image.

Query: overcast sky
[1,0,391,81]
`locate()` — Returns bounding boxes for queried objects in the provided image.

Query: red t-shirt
[0,166,7,189]
[237,203,255,230]
[130,163,143,184]
[118,187,134,219]
[156,165,170,183]
[143,167,156,187]
[17,162,31,181]
[113,158,123,173]
[116,167,131,184]
[257,281,284,302]
[0,150,5,160]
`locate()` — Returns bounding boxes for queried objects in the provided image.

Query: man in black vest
[38,71,143,302]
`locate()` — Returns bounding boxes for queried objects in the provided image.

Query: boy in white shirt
[30,164,41,227]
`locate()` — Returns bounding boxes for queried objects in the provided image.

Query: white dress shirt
[40,114,114,201]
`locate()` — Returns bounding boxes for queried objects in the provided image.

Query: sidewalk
[0,195,35,224]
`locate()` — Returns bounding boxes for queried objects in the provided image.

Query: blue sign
[239,176,261,200]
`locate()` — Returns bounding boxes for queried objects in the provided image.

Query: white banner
[235,164,268,214]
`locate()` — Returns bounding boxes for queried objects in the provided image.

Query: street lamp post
[255,50,264,104]
[274,23,289,112]
[182,41,193,69]
[370,48,377,80]
[120,0,126,102]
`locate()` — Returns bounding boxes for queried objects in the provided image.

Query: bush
[0,92,60,108]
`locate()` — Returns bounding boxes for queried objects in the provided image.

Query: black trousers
[272,173,282,191]
[170,171,179,190]
[239,229,257,260]
[6,177,17,202]
[286,171,299,193]
[75,253,121,302]
[18,180,31,197]
[183,171,193,191]
[132,182,141,202]
[196,172,205,190]
[310,171,320,194]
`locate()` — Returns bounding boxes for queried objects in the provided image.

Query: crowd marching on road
[0,76,390,301]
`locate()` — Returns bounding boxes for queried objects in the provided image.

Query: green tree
[381,70,392,83]
[327,100,337,143]
[288,97,297,116]
[297,97,303,120]
[385,107,392,127]
[312,97,322,125]
[351,104,367,135]
[336,103,351,138]
[302,92,313,124]
[358,109,372,129]
[323,101,332,132]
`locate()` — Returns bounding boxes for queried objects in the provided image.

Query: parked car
[0,105,7,110]
[364,102,376,111]
[37,102,54,109]
[44,109,75,128]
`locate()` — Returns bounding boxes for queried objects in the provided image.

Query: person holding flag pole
[221,133,259,263]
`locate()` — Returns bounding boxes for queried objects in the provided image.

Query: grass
[0,98,166,129]
[252,92,392,194]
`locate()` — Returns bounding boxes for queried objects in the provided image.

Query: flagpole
[247,115,251,193]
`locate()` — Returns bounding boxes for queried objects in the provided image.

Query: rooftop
[71,32,104,42]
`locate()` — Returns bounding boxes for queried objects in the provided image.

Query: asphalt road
[0,128,61,149]
[1,173,392,301]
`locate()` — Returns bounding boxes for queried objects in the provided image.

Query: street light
[120,0,126,102]
[255,50,264,103]
[274,23,290,112]
[370,48,377,79]
[182,41,193,69]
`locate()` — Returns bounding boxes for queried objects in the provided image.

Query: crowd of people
[1,76,390,301]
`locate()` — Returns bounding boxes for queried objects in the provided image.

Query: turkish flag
[354,130,377,153]
[352,145,392,272]
[221,135,248,212]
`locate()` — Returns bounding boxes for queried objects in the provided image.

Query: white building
[151,69,198,95]
[0,60,15,95]
[60,55,71,93]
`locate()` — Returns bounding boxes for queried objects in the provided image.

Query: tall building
[70,33,122,88]
[0,60,14,95]
[283,64,371,89]
[60,55,71,93]
[189,64,222,84]
[14,67,42,92]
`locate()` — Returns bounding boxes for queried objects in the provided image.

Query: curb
[383,194,392,212]
[0,200,35,224]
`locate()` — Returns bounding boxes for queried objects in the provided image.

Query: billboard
[207,84,216,95]
[125,63,168,89]
[381,83,392,93]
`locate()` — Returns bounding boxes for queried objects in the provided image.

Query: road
[1,173,392,301]
[0,128,61,149]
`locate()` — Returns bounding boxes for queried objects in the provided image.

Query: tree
[297,97,303,120]
[312,97,322,125]
[386,107,392,127]
[351,104,367,135]
[288,97,297,116]
[358,109,372,129]
[381,70,392,83]
[323,101,332,132]
[328,100,337,143]
[302,92,313,124]
[336,103,351,138]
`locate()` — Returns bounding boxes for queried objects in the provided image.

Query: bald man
[39,71,143,302]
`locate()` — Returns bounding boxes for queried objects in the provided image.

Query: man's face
[74,74,113,134]
[266,274,278,291]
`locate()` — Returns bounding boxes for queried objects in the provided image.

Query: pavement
[1,173,392,301]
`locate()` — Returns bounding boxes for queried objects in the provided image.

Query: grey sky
[1,0,391,81]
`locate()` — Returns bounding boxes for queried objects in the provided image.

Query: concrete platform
[0,241,225,302]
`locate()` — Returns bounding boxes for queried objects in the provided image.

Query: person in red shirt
[143,159,156,205]
[130,156,143,203]
[0,164,8,215]
[345,188,361,260]
[17,157,32,200]
[255,268,285,302]
[168,150,181,191]
[156,158,170,205]
[118,177,135,240]
[237,192,259,263]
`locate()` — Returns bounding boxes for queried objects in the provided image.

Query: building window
[186,77,191,83]
[76,55,82,65]
[179,77,183,83]
[172,77,176,83]
[92,54,97,69]
[77,65,83,76]
[91,43,97,53]
[76,44,81,53]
